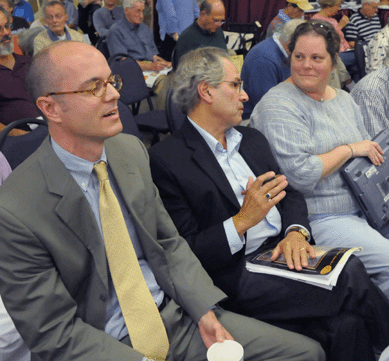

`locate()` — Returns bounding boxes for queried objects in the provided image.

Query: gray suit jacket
[0,134,226,361]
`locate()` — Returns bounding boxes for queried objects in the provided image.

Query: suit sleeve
[150,151,237,273]
[149,129,311,274]
[0,207,144,361]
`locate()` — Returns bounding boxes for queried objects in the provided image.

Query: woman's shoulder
[261,82,305,106]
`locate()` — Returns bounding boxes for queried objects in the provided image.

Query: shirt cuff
[223,217,245,255]
[285,224,311,242]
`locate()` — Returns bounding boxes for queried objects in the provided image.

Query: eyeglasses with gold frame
[44,74,123,98]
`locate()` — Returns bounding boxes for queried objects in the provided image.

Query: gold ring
[299,247,305,251]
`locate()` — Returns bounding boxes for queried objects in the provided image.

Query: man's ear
[198,81,213,104]
[36,96,62,124]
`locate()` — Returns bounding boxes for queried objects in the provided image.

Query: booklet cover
[246,246,361,290]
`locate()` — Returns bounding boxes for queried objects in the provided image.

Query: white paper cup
[207,340,244,361]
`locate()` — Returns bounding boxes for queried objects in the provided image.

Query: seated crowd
[1,0,389,360]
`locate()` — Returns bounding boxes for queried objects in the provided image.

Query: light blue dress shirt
[188,119,283,255]
[51,139,164,342]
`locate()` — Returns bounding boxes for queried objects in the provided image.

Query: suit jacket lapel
[38,138,109,290]
[105,139,146,222]
[180,121,241,210]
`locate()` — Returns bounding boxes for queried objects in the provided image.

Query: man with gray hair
[345,0,381,47]
[241,19,305,119]
[107,0,170,71]
[149,46,389,361]
[33,0,84,54]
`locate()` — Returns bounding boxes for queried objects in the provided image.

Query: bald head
[197,0,225,33]
[27,41,103,106]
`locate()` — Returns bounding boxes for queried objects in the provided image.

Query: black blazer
[149,120,311,295]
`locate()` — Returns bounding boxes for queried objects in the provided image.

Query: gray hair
[279,18,306,43]
[123,0,144,9]
[18,27,45,56]
[172,47,229,114]
[43,0,66,15]
[361,0,379,4]
[0,5,10,21]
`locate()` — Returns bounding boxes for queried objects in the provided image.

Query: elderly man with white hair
[107,0,170,72]
[345,0,381,48]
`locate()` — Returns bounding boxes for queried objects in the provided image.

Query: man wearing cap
[266,0,313,38]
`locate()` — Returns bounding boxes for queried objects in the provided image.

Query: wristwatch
[287,226,309,240]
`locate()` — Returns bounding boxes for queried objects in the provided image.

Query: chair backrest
[0,118,48,170]
[171,46,179,72]
[108,53,151,114]
[355,38,367,80]
[95,36,110,59]
[165,87,187,134]
[117,100,142,139]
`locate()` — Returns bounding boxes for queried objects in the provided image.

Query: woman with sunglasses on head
[251,19,389,308]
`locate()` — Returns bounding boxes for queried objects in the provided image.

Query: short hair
[43,0,66,15]
[200,0,212,14]
[279,18,306,43]
[123,0,144,9]
[18,27,45,56]
[318,0,341,8]
[26,41,72,105]
[172,47,230,113]
[361,0,380,5]
[0,0,14,11]
[0,5,10,21]
[288,19,340,65]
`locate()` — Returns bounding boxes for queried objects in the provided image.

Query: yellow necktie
[94,161,169,361]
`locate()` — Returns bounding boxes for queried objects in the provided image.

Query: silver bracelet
[347,144,354,158]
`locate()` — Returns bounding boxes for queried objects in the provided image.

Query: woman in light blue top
[251,20,389,299]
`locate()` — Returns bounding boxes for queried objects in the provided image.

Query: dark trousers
[221,255,389,361]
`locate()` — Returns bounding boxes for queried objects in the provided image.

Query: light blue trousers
[309,210,389,299]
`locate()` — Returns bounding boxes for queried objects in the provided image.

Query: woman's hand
[338,15,349,29]
[349,140,384,166]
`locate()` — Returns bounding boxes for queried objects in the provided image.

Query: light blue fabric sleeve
[107,26,129,56]
[223,217,245,255]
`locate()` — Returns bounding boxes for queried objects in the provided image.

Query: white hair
[123,0,144,9]
[279,18,306,44]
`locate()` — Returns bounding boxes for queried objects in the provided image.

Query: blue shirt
[189,119,283,255]
[64,0,79,26]
[93,6,125,37]
[241,35,290,119]
[13,0,34,22]
[107,17,158,60]
[156,0,199,40]
[51,139,164,342]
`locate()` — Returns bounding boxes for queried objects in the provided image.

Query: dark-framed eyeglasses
[213,19,225,25]
[44,74,123,98]
[310,21,332,32]
[221,80,244,92]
